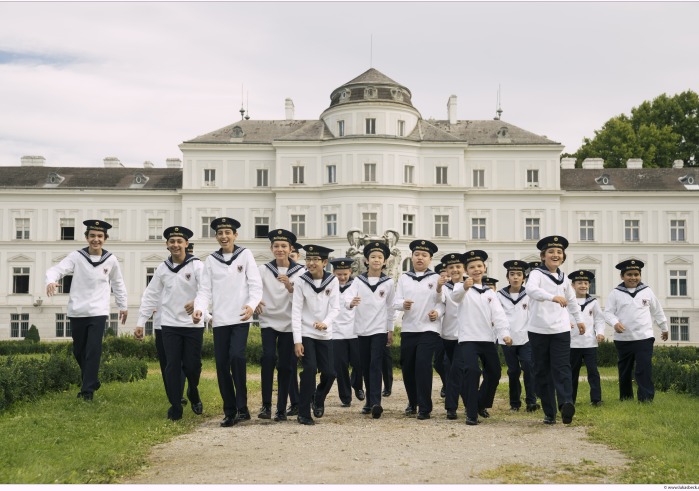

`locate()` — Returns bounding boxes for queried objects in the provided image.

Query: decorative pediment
[521,254,540,263]
[255,253,273,262]
[9,253,34,262]
[52,254,69,263]
[664,256,693,265]
[574,255,602,265]
[143,254,166,262]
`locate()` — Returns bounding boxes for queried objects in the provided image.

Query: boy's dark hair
[84,230,109,239]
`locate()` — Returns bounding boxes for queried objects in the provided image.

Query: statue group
[345,228,402,283]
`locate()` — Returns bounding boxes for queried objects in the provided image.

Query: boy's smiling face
[466,260,486,283]
[622,270,641,289]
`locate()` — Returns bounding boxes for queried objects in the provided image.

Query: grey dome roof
[326,68,414,109]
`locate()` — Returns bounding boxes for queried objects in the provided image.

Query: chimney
[143,161,154,168]
[673,159,684,169]
[166,158,182,168]
[103,157,123,168]
[582,158,604,170]
[285,98,295,120]
[626,158,643,169]
[447,95,457,124]
[560,158,576,169]
[21,155,46,166]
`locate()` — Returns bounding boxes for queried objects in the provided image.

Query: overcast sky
[1,1,697,168]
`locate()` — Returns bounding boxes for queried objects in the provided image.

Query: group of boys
[46,220,669,428]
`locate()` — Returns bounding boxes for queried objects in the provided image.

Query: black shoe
[340,401,351,408]
[77,391,83,399]
[404,405,417,416]
[446,410,457,420]
[313,403,325,418]
[186,386,200,412]
[466,417,479,426]
[191,401,203,415]
[560,402,575,424]
[354,388,365,401]
[361,405,371,415]
[220,415,236,427]
[273,410,288,422]
[543,415,556,425]
[297,415,315,425]
[181,398,188,406]
[234,408,251,424]
[440,386,446,398]
[81,392,93,401]
[167,406,183,421]
[371,404,383,419]
[526,403,541,412]
[417,411,431,420]
[258,405,272,419]
[478,408,490,419]
[510,406,520,412]
[382,389,391,397]
[591,401,603,407]
[286,404,299,416]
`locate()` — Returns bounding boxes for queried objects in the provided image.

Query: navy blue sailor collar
[264,258,304,278]
[536,266,565,285]
[498,286,527,304]
[406,269,437,282]
[615,282,648,298]
[78,247,112,267]
[357,272,392,292]
[165,253,200,274]
[210,246,245,266]
[300,270,337,294]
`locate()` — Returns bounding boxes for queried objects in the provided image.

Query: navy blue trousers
[529,331,573,419]
[571,346,602,403]
[260,328,294,413]
[162,326,203,418]
[501,342,537,408]
[213,323,250,417]
[359,333,387,407]
[70,315,107,394]
[333,338,363,404]
[400,331,441,414]
[299,337,335,419]
[614,337,655,401]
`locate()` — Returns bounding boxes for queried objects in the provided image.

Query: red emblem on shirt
[379,290,385,298]
[103,268,108,275]
[522,303,528,310]
[325,289,331,296]
[642,299,649,306]
[237,265,243,273]
[185,273,191,281]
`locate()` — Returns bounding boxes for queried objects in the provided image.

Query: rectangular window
[579,219,595,241]
[365,118,376,135]
[292,165,305,184]
[60,218,75,240]
[254,217,270,238]
[435,215,449,237]
[145,317,154,337]
[148,218,163,240]
[204,169,216,187]
[404,165,414,184]
[525,218,540,241]
[338,120,345,137]
[436,166,448,185]
[57,275,73,294]
[12,267,29,294]
[256,169,269,187]
[291,214,306,238]
[473,169,485,188]
[670,270,688,297]
[55,313,71,337]
[10,313,29,338]
[624,219,640,242]
[364,163,377,182]
[670,219,686,242]
[472,218,486,240]
[15,218,30,240]
[146,267,156,287]
[327,165,337,184]
[325,214,337,237]
[397,120,405,137]
[402,214,415,237]
[527,169,539,187]
[107,313,119,335]
[104,218,119,240]
[670,317,689,342]
[362,212,377,235]
[201,216,215,238]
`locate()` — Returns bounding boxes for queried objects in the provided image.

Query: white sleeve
[245,251,263,309]
[46,253,76,285]
[194,259,213,313]
[392,275,405,311]
[592,300,606,336]
[603,290,620,327]
[137,267,164,327]
[322,280,340,329]
[109,259,128,311]
[524,271,554,302]
[291,282,305,344]
[385,281,396,333]
[649,291,668,332]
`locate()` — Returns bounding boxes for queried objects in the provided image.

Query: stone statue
[345,228,402,282]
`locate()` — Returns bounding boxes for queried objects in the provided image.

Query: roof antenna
[494,84,503,120]
[244,91,250,120]
[240,84,246,120]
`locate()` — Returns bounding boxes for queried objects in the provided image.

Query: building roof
[184,120,312,144]
[427,120,558,145]
[343,68,401,87]
[0,167,182,189]
[560,167,699,192]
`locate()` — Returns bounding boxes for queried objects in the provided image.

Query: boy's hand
[134,327,144,340]
[350,296,361,308]
[464,277,474,289]
[503,336,513,346]
[184,301,195,315]
[294,343,304,357]
[614,322,625,333]
[387,331,393,346]
[577,323,586,335]
[428,310,439,322]
[552,296,567,307]
[46,282,59,297]
[255,301,265,315]
[119,310,128,324]
[661,331,669,341]
[596,334,605,342]
[240,305,253,321]
[313,322,327,331]
[192,310,202,324]
[403,300,414,311]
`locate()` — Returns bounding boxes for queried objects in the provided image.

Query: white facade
[1,68,697,345]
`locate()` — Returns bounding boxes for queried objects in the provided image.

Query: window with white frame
[256,168,269,187]
[292,165,305,184]
[15,218,30,240]
[104,218,119,240]
[148,218,163,240]
[580,219,595,241]
[436,166,448,185]
[472,218,486,240]
[201,216,216,238]
[670,219,686,242]
[362,212,377,235]
[526,169,539,187]
[402,214,415,237]
[338,120,345,137]
[525,218,540,241]
[624,219,640,242]
[365,118,376,135]
[10,313,29,338]
[60,218,75,240]
[404,165,415,184]
[291,215,306,238]
[435,215,449,237]
[204,169,216,187]
[364,163,377,182]
[145,317,154,336]
[57,275,73,294]
[107,313,119,335]
[670,317,689,341]
[56,313,71,337]
[402,257,412,272]
[254,217,270,238]
[146,267,156,287]
[670,270,688,297]
[473,169,485,188]
[325,214,337,237]
[12,267,29,294]
[397,120,405,137]
[584,269,597,295]
[327,165,337,184]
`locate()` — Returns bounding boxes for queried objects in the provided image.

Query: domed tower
[320,68,422,138]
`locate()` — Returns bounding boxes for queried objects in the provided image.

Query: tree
[25,325,40,343]
[572,90,698,167]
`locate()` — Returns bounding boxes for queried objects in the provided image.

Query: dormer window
[364,87,378,99]
[133,173,149,185]
[340,89,351,102]
[232,126,244,138]
[391,88,403,102]
[46,172,65,185]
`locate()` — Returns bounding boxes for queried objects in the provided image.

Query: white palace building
[1,68,697,344]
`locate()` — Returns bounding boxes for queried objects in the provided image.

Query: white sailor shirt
[440,282,460,341]
[393,270,444,334]
[257,260,305,332]
[451,282,511,342]
[334,279,358,340]
[344,273,396,337]
[604,283,668,341]
[569,295,606,348]
[525,267,582,335]
[497,286,530,346]
[291,271,340,344]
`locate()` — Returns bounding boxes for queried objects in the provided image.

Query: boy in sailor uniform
[432,263,449,399]
[255,229,305,422]
[193,217,263,427]
[568,270,606,406]
[346,242,396,418]
[604,259,668,402]
[286,242,304,416]
[497,260,539,413]
[525,236,585,425]
[46,219,128,401]
[394,240,444,420]
[448,250,512,425]
[135,226,205,420]
[292,245,339,425]
[329,258,365,407]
